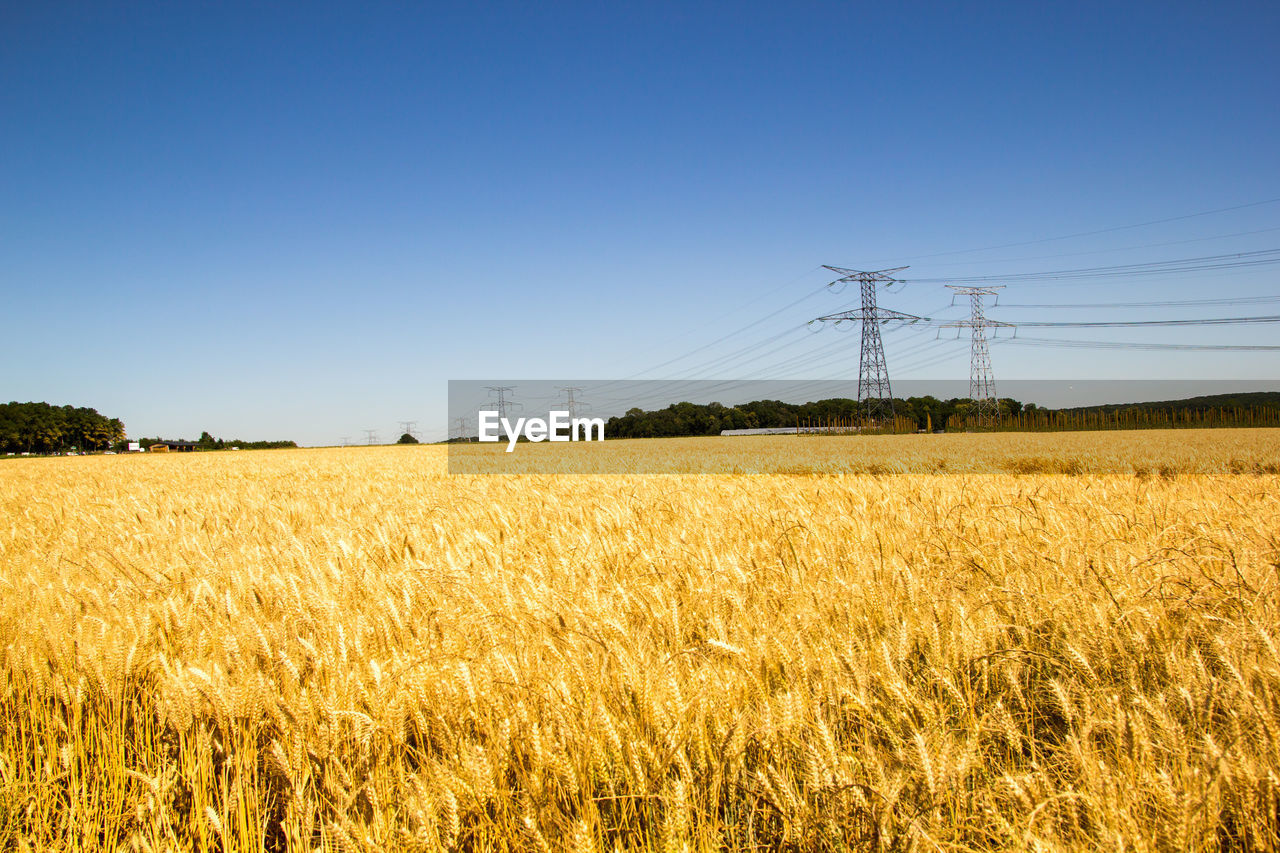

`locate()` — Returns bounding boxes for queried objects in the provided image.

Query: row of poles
[815,265,1009,423]
[448,265,1045,439]
[340,421,419,445]
[449,387,587,441]
[455,269,1005,439]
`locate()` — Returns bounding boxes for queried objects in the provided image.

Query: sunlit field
[2,432,1279,851]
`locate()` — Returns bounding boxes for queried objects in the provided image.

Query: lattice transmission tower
[812,265,924,422]
[940,286,1014,422]
[559,386,586,419]
[485,386,520,420]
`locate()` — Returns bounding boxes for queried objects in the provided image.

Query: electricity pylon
[451,417,471,442]
[398,420,418,439]
[812,265,924,422]
[940,286,1014,423]
[559,386,586,419]
[485,386,520,420]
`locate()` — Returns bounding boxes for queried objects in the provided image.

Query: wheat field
[2,432,1279,851]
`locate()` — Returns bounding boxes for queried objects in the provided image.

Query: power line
[726,301,958,380]
[661,324,810,380]
[894,339,970,375]
[542,232,1280,422]
[585,328,929,417]
[997,314,1280,328]
[586,322,848,413]
[777,338,963,400]
[996,336,1280,352]
[603,266,826,382]
[592,268,945,400]
[591,315,900,408]
[998,295,1280,309]
[918,225,1280,268]
[577,214,1280,412]
[586,307,958,417]
[904,248,1280,284]
[745,321,942,381]
[866,197,1280,264]
[594,285,831,390]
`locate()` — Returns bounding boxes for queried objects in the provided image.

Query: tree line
[605,392,1280,438]
[604,397,1023,437]
[1,401,298,455]
[133,431,298,451]
[0,402,125,453]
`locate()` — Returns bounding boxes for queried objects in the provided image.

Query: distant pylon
[812,265,925,422]
[485,386,520,421]
[559,386,586,420]
[940,286,1014,422]
[363,429,378,445]
[451,416,471,442]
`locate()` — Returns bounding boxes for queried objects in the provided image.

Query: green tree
[0,402,128,453]
[397,433,420,444]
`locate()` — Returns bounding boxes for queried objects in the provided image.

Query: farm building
[148,441,198,452]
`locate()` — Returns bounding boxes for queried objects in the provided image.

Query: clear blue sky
[3,2,1278,444]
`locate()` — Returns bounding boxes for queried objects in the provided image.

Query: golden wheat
[1,431,1278,850]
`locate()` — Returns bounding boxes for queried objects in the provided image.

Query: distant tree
[397,433,420,444]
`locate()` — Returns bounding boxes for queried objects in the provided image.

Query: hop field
[2,431,1279,851]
